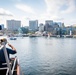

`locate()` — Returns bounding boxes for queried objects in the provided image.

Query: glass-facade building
[29,20,38,31]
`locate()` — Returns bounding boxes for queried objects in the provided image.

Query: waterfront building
[29,20,38,31]
[0,24,4,30]
[65,26,73,35]
[7,20,21,31]
[44,23,50,31]
[45,20,53,26]
[44,22,53,33]
[57,22,64,28]
[44,20,54,33]
[53,22,59,28]
[70,25,76,35]
[39,23,44,32]
[53,22,59,35]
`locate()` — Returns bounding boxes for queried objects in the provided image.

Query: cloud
[36,0,76,25]
[12,0,21,1]
[45,0,65,14]
[34,0,76,26]
[0,8,14,16]
[45,0,75,14]
[15,4,35,14]
[38,0,65,21]
[61,0,76,14]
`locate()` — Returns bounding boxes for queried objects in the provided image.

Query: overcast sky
[0,0,76,27]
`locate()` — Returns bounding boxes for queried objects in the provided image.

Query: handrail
[0,45,17,75]
[0,45,4,50]
[0,44,23,75]
[3,42,12,75]
[12,57,17,74]
[0,67,9,75]
[2,63,11,65]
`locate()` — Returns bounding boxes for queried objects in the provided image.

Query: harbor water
[5,37,76,75]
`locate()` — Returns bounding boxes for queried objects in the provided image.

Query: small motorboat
[10,37,17,40]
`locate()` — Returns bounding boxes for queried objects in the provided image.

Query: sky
[0,0,76,27]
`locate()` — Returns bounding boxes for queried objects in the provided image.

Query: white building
[29,20,38,31]
[39,23,44,32]
[7,20,21,31]
[45,20,53,26]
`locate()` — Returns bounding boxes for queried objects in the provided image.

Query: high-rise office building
[57,22,64,28]
[39,23,44,32]
[44,20,53,32]
[7,20,21,31]
[29,20,38,31]
[45,20,53,26]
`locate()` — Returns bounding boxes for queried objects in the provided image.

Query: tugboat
[0,43,23,75]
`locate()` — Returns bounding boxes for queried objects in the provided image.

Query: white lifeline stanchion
[3,42,12,75]
[12,57,17,74]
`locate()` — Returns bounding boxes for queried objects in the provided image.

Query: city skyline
[0,0,76,27]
